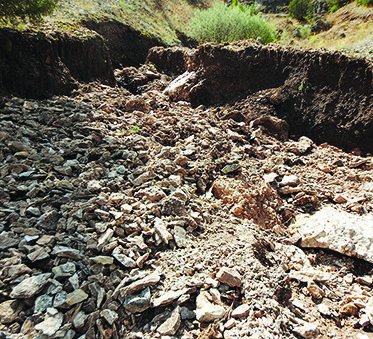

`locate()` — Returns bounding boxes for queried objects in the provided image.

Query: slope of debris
[0,61,373,339]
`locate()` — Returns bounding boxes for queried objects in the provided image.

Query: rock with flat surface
[0,300,23,323]
[101,309,118,325]
[292,322,320,338]
[232,304,251,318]
[157,306,181,335]
[0,235,19,250]
[123,287,151,313]
[153,289,187,308]
[216,267,242,287]
[10,273,52,298]
[292,207,373,263]
[195,291,226,323]
[35,310,64,336]
[115,272,161,299]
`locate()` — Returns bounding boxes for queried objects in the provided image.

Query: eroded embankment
[147,42,373,153]
[0,27,116,98]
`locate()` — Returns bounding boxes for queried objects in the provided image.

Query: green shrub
[356,0,373,6]
[0,0,59,24]
[299,25,312,38]
[188,3,276,44]
[288,0,314,21]
[326,0,351,12]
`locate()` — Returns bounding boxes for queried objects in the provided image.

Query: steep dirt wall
[148,42,373,153]
[84,20,163,69]
[0,27,115,98]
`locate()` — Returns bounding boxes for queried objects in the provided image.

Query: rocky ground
[0,53,373,339]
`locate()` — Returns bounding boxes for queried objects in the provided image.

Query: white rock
[280,174,300,187]
[195,291,226,323]
[35,311,64,336]
[154,218,172,244]
[291,207,373,263]
[292,322,320,338]
[157,306,181,335]
[73,311,88,330]
[365,297,373,324]
[232,304,251,318]
[173,226,188,247]
[91,256,114,265]
[153,289,187,308]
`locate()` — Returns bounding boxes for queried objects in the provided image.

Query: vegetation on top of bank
[188,1,277,44]
[0,0,59,24]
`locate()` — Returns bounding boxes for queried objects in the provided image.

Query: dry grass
[270,3,373,58]
[310,3,373,56]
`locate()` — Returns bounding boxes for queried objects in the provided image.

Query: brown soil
[148,42,373,154]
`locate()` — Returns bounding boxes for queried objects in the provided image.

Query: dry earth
[0,43,373,339]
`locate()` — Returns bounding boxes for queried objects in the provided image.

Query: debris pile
[1,51,373,339]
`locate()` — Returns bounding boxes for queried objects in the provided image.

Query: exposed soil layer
[148,42,373,153]
[0,27,115,99]
[83,20,163,69]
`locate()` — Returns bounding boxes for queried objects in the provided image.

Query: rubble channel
[1,42,373,339]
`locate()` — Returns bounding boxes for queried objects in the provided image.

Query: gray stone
[52,246,83,260]
[292,206,373,263]
[52,262,76,279]
[8,141,32,153]
[54,291,68,308]
[35,209,60,230]
[2,264,32,281]
[34,294,53,313]
[0,235,19,250]
[73,311,88,330]
[180,307,196,320]
[123,287,151,313]
[101,309,118,325]
[161,196,186,216]
[112,252,136,268]
[27,247,51,262]
[66,289,89,306]
[10,273,52,298]
[115,272,161,299]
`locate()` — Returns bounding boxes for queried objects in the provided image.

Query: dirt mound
[148,42,373,153]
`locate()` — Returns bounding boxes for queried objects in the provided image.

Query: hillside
[43,0,219,45]
[273,2,373,58]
